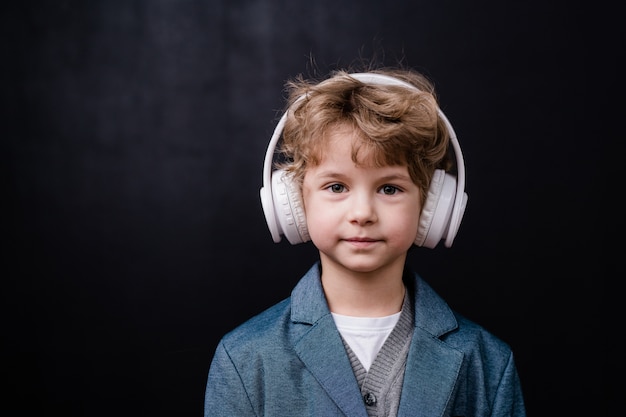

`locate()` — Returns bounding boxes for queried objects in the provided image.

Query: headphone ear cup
[415,169,457,248]
[269,169,310,245]
[260,184,281,243]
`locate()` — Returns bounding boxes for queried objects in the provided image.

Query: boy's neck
[319,256,406,317]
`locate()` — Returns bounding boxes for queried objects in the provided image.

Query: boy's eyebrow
[313,170,413,183]
[376,173,414,183]
[312,170,349,181]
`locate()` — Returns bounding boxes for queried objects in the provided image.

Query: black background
[3,1,618,416]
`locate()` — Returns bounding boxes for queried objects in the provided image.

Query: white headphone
[259,73,468,249]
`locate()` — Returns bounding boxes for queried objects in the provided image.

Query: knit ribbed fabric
[340,292,414,417]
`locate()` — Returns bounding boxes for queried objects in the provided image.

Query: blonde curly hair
[276,68,452,204]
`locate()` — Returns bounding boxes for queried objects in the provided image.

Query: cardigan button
[363,392,377,406]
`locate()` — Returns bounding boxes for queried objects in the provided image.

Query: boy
[204,66,526,416]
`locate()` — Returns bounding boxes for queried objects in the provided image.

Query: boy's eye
[381,185,399,195]
[328,184,345,193]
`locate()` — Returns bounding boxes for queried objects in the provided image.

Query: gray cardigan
[204,263,526,416]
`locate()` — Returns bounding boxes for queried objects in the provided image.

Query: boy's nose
[348,194,378,225]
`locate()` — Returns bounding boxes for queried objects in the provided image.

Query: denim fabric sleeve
[491,351,526,417]
[204,340,258,417]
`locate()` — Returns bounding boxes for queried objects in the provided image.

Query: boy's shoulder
[218,264,326,358]
[448,312,513,356]
[411,272,514,359]
[220,296,292,348]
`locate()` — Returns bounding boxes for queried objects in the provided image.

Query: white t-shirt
[331,311,401,372]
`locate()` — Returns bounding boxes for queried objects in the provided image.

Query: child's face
[301,127,422,275]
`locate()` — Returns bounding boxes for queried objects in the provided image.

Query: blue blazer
[205,263,526,416]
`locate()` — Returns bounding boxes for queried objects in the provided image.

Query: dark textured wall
[3,1,616,416]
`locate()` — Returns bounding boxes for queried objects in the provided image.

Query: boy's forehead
[314,130,362,160]
[312,128,404,168]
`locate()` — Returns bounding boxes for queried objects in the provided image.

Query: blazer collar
[290,262,464,417]
[290,262,459,335]
[290,262,329,325]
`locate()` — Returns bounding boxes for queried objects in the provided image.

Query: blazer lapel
[397,273,464,417]
[290,263,368,417]
[294,314,369,417]
[397,327,464,417]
